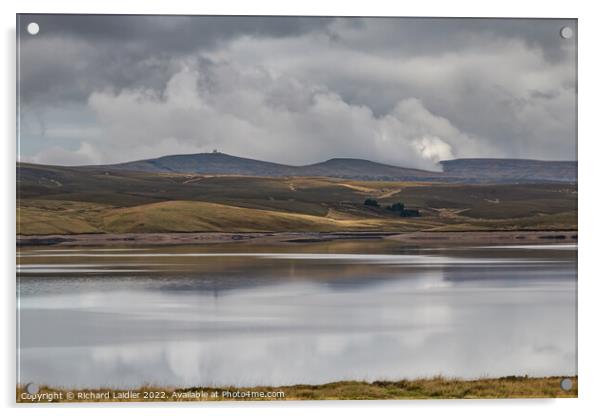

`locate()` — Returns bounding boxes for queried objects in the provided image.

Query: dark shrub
[400,209,420,217]
[364,198,380,207]
[387,202,405,212]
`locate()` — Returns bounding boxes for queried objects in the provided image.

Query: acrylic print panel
[16,14,577,403]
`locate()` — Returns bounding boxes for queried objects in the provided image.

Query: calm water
[17,241,577,388]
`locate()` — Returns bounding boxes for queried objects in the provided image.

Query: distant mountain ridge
[81,152,577,183]
[91,152,444,182]
[439,158,577,183]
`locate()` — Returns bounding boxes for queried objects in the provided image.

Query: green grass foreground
[17,376,577,402]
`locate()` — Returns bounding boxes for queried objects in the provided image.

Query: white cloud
[412,137,454,164]
[26,142,101,166]
[83,63,478,170]
[21,17,576,167]
[206,23,575,161]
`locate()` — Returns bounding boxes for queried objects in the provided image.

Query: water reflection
[17,242,577,388]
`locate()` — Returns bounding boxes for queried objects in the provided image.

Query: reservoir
[17,241,577,388]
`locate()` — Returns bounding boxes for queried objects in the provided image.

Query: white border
[3,1,601,415]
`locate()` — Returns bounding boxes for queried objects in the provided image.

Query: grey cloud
[18,14,333,105]
[321,18,576,63]
[208,19,576,161]
[18,16,575,106]
[19,14,333,48]
[18,15,577,167]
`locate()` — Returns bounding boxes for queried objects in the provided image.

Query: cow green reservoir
[17,240,577,389]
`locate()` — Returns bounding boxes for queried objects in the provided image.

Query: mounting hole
[27,22,40,36]
[560,26,573,40]
[25,383,39,394]
[560,378,573,391]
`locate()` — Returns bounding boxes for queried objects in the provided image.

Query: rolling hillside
[17,162,577,235]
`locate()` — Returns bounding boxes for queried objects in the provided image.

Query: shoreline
[16,230,578,247]
[16,376,578,402]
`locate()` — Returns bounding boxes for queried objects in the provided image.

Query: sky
[18,15,577,170]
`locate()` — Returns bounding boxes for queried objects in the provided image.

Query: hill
[297,158,440,180]
[90,152,444,182]
[17,162,577,235]
[439,158,577,183]
[103,152,295,176]
[84,152,577,183]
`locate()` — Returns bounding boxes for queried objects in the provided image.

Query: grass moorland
[17,163,577,235]
[17,376,577,402]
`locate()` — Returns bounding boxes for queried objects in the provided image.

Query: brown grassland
[17,163,577,235]
[17,376,577,402]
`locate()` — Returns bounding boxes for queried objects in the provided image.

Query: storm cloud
[18,15,577,169]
